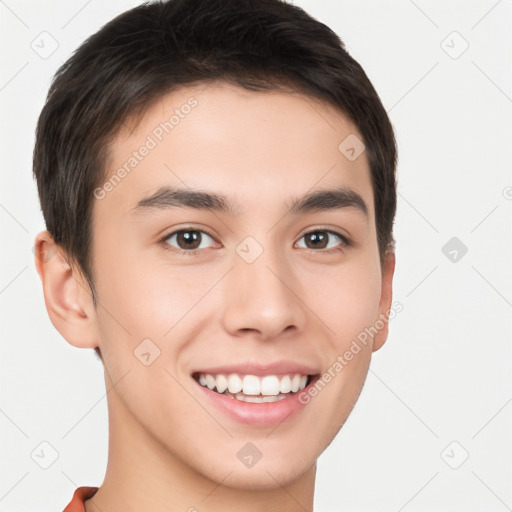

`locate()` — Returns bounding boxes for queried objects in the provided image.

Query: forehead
[96,81,374,222]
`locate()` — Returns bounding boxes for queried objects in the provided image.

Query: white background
[1,0,511,510]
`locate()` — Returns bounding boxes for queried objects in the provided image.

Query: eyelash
[158,226,352,257]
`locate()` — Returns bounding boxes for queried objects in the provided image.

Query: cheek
[93,244,217,346]
[298,257,381,415]
[304,258,382,349]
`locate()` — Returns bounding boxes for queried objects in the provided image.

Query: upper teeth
[197,373,309,395]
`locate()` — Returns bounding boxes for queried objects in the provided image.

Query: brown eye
[296,230,349,252]
[304,231,329,249]
[163,229,215,253]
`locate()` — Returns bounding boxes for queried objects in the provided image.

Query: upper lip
[191,360,320,377]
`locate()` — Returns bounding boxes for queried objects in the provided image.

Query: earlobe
[372,250,396,352]
[33,230,98,350]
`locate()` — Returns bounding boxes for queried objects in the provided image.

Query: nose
[220,243,307,341]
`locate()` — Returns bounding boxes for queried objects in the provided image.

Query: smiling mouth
[192,372,318,403]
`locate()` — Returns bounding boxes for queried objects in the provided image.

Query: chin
[218,463,312,491]
[192,445,317,491]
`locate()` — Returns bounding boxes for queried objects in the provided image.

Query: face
[87,81,394,489]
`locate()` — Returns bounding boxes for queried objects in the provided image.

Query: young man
[33,0,397,510]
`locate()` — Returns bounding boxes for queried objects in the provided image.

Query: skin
[34,81,395,512]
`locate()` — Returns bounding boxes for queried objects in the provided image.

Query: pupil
[309,231,326,249]
[179,230,200,249]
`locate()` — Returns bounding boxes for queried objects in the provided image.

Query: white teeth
[261,376,280,396]
[196,372,311,397]
[235,394,287,403]
[242,375,261,395]
[279,375,291,393]
[205,374,216,390]
[216,374,228,393]
[227,374,243,394]
[291,374,301,393]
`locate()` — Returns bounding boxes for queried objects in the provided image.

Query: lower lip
[193,377,317,427]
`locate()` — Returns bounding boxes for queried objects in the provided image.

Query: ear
[33,230,98,350]
[372,249,396,352]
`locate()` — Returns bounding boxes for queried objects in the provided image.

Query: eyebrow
[130,185,368,219]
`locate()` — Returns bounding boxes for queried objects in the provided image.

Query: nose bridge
[220,234,306,339]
